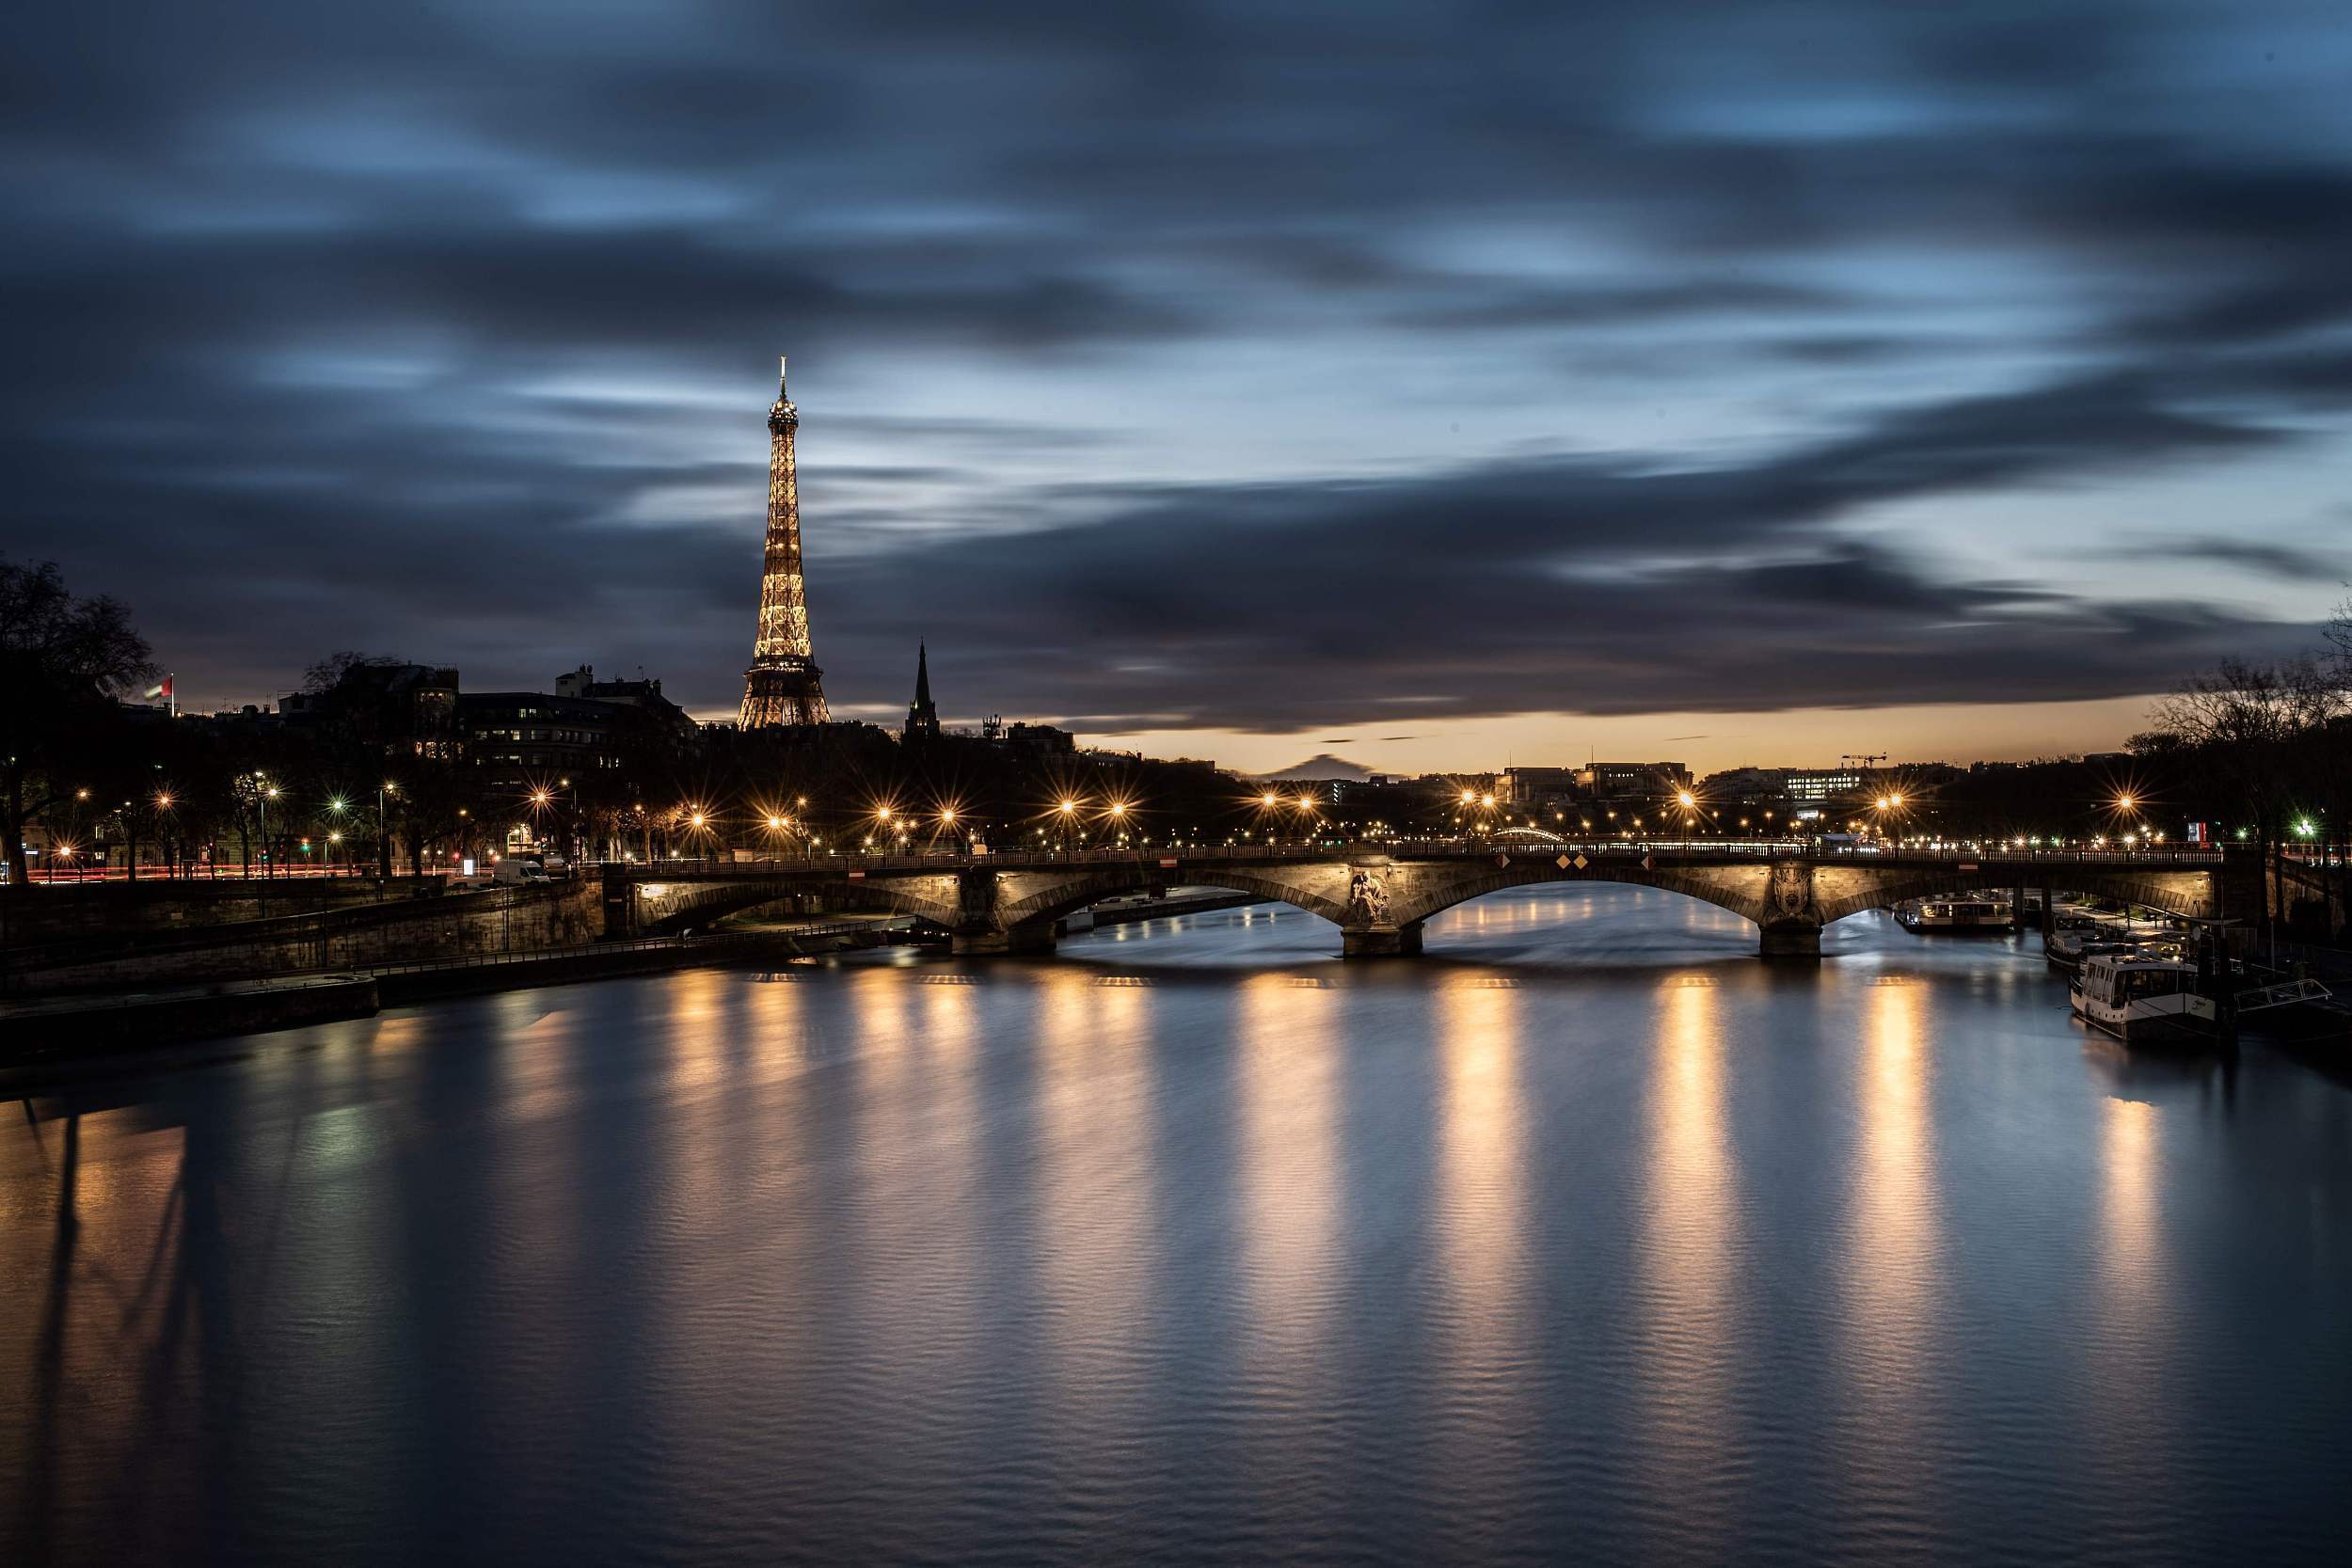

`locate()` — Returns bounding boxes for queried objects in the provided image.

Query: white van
[493,856,551,885]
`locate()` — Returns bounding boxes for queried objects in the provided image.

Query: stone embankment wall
[3,880,604,994]
[0,877,425,948]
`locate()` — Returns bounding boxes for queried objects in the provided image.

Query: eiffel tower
[739,356,830,727]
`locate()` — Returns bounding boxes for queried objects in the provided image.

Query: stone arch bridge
[609,843,2250,960]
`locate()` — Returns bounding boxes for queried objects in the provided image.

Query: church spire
[904,641,940,740]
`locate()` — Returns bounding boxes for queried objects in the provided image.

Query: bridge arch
[1808,867,2215,925]
[1384,863,1775,930]
[631,877,964,935]
[992,864,1353,932]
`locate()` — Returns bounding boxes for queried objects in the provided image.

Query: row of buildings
[265,663,699,791]
[184,648,1079,790]
[1481,755,2129,823]
[1292,754,2137,832]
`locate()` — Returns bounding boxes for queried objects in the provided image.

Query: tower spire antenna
[778,354,788,396]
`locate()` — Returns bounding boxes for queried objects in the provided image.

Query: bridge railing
[607,839,2225,879]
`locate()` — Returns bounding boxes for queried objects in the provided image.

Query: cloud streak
[4,0,2348,747]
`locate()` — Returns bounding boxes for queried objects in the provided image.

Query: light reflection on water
[1836,974,1947,1552]
[5,886,2352,1566]
[1636,974,1740,1547]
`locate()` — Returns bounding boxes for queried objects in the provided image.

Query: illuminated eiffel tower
[738,356,830,727]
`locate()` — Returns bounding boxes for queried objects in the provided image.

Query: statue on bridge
[1770,859,1815,921]
[1348,869,1391,925]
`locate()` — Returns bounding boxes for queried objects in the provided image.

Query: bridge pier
[1343,923,1423,958]
[950,924,1057,958]
[1757,922,1821,960]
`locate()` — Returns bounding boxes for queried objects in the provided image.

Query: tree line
[0,557,1251,882]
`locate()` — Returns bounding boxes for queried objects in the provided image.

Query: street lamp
[1290,793,1319,844]
[148,789,178,879]
[1676,788,1700,840]
[375,781,400,879]
[256,777,280,879]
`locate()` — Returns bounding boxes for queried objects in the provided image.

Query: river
[6,886,2350,1564]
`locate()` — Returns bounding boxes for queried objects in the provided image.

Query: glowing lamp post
[377,781,398,878]
[256,778,280,879]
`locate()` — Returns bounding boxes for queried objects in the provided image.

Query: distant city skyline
[10,3,2348,773]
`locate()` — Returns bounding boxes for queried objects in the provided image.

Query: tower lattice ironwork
[739,356,829,727]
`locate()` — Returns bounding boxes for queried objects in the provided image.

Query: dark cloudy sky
[8,1,2347,773]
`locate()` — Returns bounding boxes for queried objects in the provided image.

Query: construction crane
[1840,752,1888,771]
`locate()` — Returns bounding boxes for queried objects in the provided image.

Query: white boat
[2043,913,2109,967]
[2233,974,2348,1044]
[2070,952,2220,1047]
[2043,911,2189,967]
[2047,930,2137,971]
[1898,896,2014,932]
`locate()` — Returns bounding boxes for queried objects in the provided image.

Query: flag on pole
[142,674,173,701]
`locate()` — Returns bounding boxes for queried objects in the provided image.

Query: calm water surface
[6,887,2351,1564]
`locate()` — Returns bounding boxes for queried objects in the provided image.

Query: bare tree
[2151,654,2344,927]
[302,650,404,695]
[0,559,155,886]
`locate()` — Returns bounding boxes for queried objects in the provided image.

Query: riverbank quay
[0,973,383,1076]
[1079,889,1267,930]
[0,879,600,997]
[0,921,919,1084]
[0,874,434,951]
